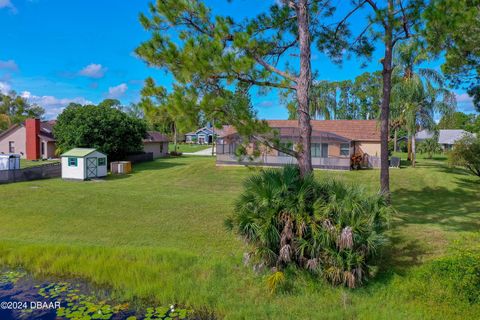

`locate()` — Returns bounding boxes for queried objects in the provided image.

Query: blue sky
[0,0,476,120]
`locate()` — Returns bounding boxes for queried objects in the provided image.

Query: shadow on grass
[393,185,480,232]
[131,160,186,173]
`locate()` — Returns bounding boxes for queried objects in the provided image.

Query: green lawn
[169,143,212,153]
[0,155,479,319]
[20,159,60,168]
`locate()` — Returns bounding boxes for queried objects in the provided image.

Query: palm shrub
[226,166,392,288]
[417,137,442,159]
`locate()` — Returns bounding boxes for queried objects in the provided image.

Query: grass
[0,154,479,319]
[169,143,212,153]
[20,159,60,168]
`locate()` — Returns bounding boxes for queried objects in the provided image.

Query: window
[8,141,14,153]
[98,158,106,166]
[311,143,329,158]
[68,157,77,167]
[41,142,45,156]
[340,143,350,156]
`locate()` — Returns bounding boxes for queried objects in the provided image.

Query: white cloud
[0,60,18,72]
[0,81,11,94]
[0,0,17,13]
[78,63,107,78]
[21,91,93,118]
[455,92,476,113]
[107,83,128,98]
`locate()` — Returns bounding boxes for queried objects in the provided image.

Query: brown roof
[219,120,380,142]
[144,131,169,143]
[39,120,56,141]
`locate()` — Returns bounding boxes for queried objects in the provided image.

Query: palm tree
[392,41,456,167]
[226,165,392,288]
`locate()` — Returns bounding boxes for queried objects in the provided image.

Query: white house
[61,148,107,180]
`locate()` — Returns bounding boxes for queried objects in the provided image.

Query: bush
[225,166,392,288]
[417,138,442,159]
[170,151,183,156]
[405,249,480,305]
[448,135,480,177]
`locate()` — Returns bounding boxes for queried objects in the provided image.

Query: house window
[198,135,205,144]
[340,143,350,156]
[311,143,329,158]
[98,158,106,166]
[8,141,15,153]
[41,142,45,156]
[68,157,77,167]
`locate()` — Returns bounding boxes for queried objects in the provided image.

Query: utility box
[0,154,21,171]
[111,161,132,174]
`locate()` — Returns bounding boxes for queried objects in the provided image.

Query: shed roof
[61,148,99,157]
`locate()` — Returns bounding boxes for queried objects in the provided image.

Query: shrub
[448,135,480,177]
[225,165,392,288]
[405,249,480,305]
[170,151,183,156]
[417,137,442,159]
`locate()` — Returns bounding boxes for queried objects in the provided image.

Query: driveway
[183,148,215,156]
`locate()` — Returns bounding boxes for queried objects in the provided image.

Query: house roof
[61,148,99,157]
[218,120,380,142]
[0,120,57,141]
[144,131,169,143]
[415,129,474,145]
[186,126,215,136]
[438,129,473,145]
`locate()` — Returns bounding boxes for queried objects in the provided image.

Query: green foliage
[0,270,26,284]
[438,111,475,130]
[425,0,480,111]
[54,101,147,161]
[448,135,480,177]
[226,165,392,288]
[0,92,45,131]
[403,248,480,306]
[266,271,285,294]
[417,137,442,159]
[287,72,382,120]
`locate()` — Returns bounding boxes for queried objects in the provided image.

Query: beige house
[0,119,170,160]
[216,120,381,170]
[0,119,56,160]
[143,131,169,158]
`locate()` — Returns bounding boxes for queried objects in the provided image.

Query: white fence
[216,154,351,170]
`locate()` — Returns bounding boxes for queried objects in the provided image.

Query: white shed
[61,148,108,180]
[0,154,20,171]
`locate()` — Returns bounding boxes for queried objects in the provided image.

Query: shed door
[86,157,97,178]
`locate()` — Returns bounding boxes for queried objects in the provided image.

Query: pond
[0,269,204,320]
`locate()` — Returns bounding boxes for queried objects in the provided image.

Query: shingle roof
[61,148,98,157]
[218,120,380,142]
[438,130,473,145]
[144,131,169,142]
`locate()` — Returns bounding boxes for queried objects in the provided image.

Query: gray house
[415,129,475,150]
[185,126,215,144]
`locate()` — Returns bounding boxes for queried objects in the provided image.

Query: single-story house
[143,131,169,158]
[216,120,381,170]
[185,126,215,144]
[61,148,108,180]
[415,129,475,150]
[0,119,170,160]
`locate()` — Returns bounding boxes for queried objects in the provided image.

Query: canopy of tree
[0,91,45,131]
[425,0,480,112]
[438,112,480,133]
[54,100,147,161]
